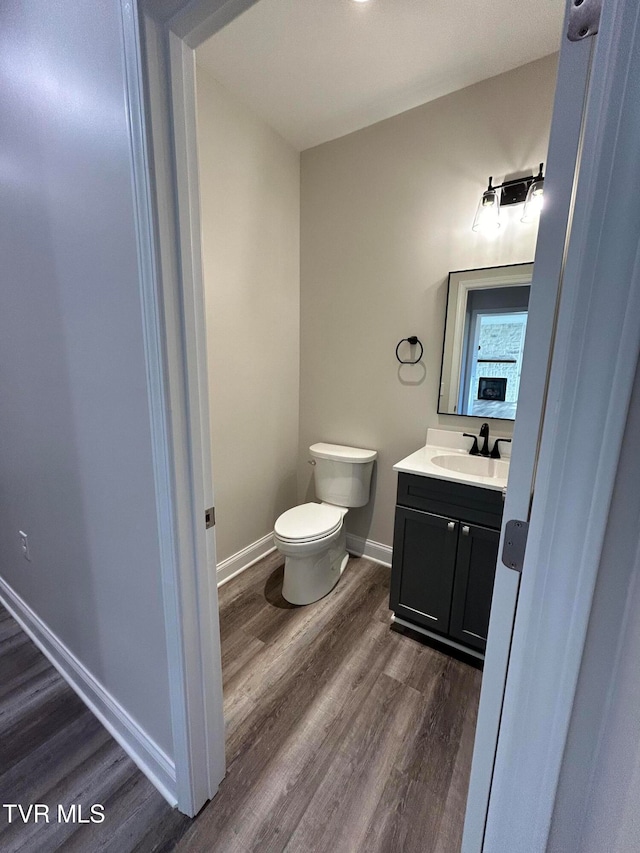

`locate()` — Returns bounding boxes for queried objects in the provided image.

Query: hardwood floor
[0,603,191,853]
[181,552,482,853]
[0,553,481,852]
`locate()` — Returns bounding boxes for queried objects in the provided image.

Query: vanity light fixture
[521,163,545,222]
[472,163,545,233]
[472,178,501,234]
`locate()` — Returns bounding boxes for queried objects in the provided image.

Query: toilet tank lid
[310,443,377,463]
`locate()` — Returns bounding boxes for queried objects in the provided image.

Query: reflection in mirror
[439,263,533,420]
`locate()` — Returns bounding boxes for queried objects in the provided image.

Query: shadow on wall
[302,459,315,505]
[346,459,378,546]
[397,362,427,386]
[271,472,299,525]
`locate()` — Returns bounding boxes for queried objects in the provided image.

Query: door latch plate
[501,519,529,573]
[567,0,601,42]
[205,507,215,529]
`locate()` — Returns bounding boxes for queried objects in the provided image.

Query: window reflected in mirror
[439,263,533,421]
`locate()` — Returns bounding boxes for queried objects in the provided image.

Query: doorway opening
[175,0,562,844]
[136,4,604,844]
[140,0,640,845]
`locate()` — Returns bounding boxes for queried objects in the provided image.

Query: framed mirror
[439,262,533,420]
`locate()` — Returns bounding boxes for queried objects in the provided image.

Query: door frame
[133,0,640,841]
[125,0,262,815]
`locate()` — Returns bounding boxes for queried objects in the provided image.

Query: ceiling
[196,0,564,152]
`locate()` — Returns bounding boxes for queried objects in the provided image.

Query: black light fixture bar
[487,163,544,207]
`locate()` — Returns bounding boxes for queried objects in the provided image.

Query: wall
[196,66,300,563]
[299,55,557,547]
[0,2,172,754]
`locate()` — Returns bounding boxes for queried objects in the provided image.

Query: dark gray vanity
[390,431,508,657]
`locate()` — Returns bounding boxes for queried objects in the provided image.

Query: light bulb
[472,185,501,234]
[521,178,544,222]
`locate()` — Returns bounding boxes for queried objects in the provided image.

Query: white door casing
[136,0,262,815]
[129,0,260,814]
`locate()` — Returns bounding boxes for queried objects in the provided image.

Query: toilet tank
[310,443,377,508]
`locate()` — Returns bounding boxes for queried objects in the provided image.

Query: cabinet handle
[462,525,470,536]
[447,522,456,531]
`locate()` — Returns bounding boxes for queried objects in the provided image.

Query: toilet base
[281,527,348,605]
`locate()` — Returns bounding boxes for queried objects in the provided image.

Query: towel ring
[395,336,424,364]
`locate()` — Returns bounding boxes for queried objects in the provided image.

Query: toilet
[274,442,377,605]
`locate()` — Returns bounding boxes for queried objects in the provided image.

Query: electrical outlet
[18,530,31,562]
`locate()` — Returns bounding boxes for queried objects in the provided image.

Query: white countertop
[393,429,510,492]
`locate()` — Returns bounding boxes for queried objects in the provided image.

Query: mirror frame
[438,262,534,419]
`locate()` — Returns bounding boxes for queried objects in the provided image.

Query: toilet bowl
[274,443,377,605]
[274,502,348,605]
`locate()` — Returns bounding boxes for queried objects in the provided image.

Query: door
[461,4,596,849]
[449,523,499,652]
[481,0,640,845]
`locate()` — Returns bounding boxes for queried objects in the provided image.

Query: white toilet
[274,442,377,605]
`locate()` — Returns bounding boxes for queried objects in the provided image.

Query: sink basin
[431,454,509,480]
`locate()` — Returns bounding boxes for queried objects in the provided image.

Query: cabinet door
[389,507,459,634]
[449,523,499,652]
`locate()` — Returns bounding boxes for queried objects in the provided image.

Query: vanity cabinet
[389,472,503,654]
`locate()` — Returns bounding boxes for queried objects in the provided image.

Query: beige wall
[299,55,558,547]
[196,66,300,562]
[1,1,175,754]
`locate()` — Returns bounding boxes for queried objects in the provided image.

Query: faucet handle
[463,433,481,456]
[491,438,512,459]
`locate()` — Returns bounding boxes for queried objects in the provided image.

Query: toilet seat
[274,502,343,544]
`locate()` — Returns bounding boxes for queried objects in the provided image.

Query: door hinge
[501,519,529,573]
[567,0,601,42]
[205,506,215,529]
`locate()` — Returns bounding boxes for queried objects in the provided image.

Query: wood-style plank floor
[0,553,481,852]
[0,602,191,853]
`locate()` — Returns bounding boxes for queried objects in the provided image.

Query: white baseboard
[216,532,276,587]
[346,533,393,568]
[0,577,177,807]
[215,531,390,582]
